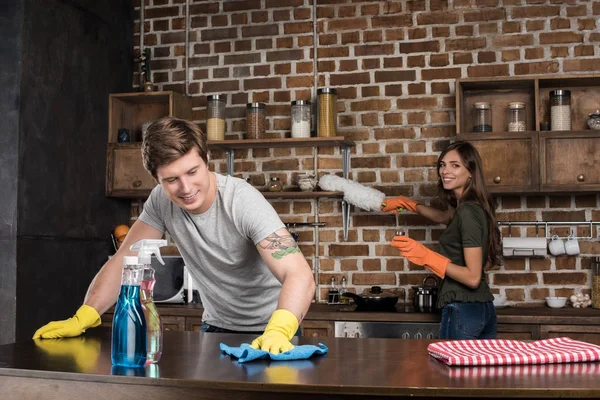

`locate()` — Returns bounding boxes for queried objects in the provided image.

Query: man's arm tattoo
[260,232,301,259]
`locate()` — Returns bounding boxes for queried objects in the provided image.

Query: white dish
[545,296,567,308]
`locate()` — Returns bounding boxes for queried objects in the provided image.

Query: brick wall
[133,0,600,305]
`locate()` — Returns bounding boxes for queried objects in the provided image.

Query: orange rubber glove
[33,305,101,339]
[391,235,450,279]
[381,196,420,213]
[251,309,298,355]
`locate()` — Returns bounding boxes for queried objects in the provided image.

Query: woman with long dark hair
[382,141,502,339]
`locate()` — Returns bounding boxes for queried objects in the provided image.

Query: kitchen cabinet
[496,323,539,340]
[162,316,186,332]
[540,324,600,346]
[300,320,335,338]
[456,74,600,194]
[105,91,193,198]
[186,317,204,332]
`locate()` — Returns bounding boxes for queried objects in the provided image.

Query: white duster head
[318,174,385,211]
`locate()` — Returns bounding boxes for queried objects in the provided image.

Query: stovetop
[331,303,435,314]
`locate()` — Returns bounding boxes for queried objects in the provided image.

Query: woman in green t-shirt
[381,141,502,339]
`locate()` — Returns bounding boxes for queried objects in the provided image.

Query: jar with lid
[327,277,339,304]
[587,110,600,130]
[550,90,571,131]
[593,257,600,309]
[291,100,311,138]
[507,102,526,132]
[246,103,266,139]
[317,88,337,137]
[472,102,492,132]
[267,177,282,192]
[206,95,226,141]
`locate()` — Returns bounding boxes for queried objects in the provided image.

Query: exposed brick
[514,61,559,75]
[243,77,282,90]
[352,273,396,286]
[574,45,595,57]
[540,31,584,44]
[223,53,261,65]
[421,125,454,139]
[431,83,450,95]
[454,52,473,64]
[511,5,561,19]
[492,34,534,48]
[400,41,440,53]
[503,21,521,34]
[351,156,391,169]
[201,27,237,41]
[551,46,569,58]
[564,59,600,72]
[430,54,449,67]
[408,27,427,40]
[421,67,462,81]
[555,257,577,270]
[432,26,450,38]
[502,258,526,271]
[445,37,486,51]
[529,288,550,300]
[284,22,313,35]
[328,18,369,31]
[374,127,416,139]
[374,70,416,82]
[417,12,459,25]
[525,47,544,60]
[407,55,426,68]
[505,288,525,302]
[457,25,476,36]
[397,97,438,110]
[397,155,438,168]
[493,273,538,286]
[242,24,279,38]
[578,18,597,31]
[355,44,395,57]
[223,0,261,12]
[467,64,510,78]
[364,30,384,43]
[550,18,571,30]
[372,14,413,28]
[317,47,350,58]
[464,8,506,22]
[543,272,587,286]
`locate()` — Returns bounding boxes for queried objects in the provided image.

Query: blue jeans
[201,322,302,337]
[439,301,497,340]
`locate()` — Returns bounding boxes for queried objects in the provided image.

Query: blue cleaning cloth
[220,342,328,363]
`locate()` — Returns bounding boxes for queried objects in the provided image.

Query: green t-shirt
[436,201,494,308]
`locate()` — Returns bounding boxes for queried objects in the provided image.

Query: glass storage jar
[587,110,600,130]
[593,257,600,309]
[291,100,311,138]
[267,177,283,192]
[317,88,337,137]
[246,103,266,139]
[550,90,571,131]
[206,94,226,140]
[472,102,492,133]
[507,101,526,132]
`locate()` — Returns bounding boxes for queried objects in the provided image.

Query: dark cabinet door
[540,131,600,192]
[458,132,539,193]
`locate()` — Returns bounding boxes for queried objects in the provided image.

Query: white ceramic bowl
[545,296,567,308]
[493,294,507,307]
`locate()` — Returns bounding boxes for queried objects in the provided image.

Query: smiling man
[34,117,315,355]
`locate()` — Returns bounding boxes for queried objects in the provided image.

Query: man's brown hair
[141,117,208,180]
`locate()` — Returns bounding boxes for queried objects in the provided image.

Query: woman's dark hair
[436,141,502,267]
[141,117,208,180]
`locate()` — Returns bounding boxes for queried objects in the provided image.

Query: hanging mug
[548,235,566,256]
[564,234,580,256]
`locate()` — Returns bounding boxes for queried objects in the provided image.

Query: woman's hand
[381,196,419,213]
[391,235,450,278]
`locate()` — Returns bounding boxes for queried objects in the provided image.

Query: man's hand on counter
[32,305,101,339]
[251,309,298,355]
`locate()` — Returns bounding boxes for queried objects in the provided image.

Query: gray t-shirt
[139,173,285,331]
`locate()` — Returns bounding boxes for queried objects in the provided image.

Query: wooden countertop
[2,327,600,399]
[148,302,600,325]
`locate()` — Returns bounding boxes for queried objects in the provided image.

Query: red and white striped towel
[428,337,600,366]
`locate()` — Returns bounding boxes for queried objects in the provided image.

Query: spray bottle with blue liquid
[111,255,147,367]
[130,239,167,364]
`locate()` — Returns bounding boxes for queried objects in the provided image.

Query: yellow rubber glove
[251,309,298,355]
[381,196,420,213]
[32,305,101,339]
[391,235,451,279]
[33,336,101,372]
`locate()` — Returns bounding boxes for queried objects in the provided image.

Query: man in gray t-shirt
[34,117,316,355]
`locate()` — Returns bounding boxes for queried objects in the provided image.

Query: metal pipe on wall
[185,0,190,96]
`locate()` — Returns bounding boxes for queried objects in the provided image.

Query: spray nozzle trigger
[130,239,168,265]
